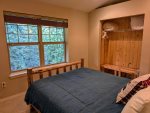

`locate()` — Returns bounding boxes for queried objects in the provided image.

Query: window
[4,14,68,72]
[42,26,65,65]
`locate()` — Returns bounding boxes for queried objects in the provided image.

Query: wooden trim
[63,28,67,63]
[4,11,68,22]
[27,59,84,87]
[7,42,39,46]
[42,42,65,45]
[4,15,68,28]
[7,42,65,46]
[38,25,44,66]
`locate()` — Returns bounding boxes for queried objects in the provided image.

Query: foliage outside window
[5,14,67,72]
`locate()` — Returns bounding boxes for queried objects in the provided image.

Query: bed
[25,59,130,113]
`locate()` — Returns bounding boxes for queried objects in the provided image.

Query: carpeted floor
[0,92,32,113]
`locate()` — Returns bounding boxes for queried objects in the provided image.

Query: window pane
[6,24,17,34]
[50,27,57,34]
[42,34,64,42]
[42,26,49,34]
[5,23,38,43]
[29,25,38,34]
[42,35,50,42]
[50,35,58,42]
[57,35,64,42]
[42,26,64,42]
[19,35,28,42]
[44,44,65,65]
[29,35,38,42]
[57,28,64,35]
[8,34,18,43]
[9,45,40,71]
[18,25,28,34]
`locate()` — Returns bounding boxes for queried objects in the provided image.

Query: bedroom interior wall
[0,0,88,98]
[88,0,150,75]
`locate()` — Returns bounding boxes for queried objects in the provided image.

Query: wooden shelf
[102,64,139,78]
[106,29,143,33]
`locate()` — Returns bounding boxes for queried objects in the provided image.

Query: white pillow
[121,86,150,113]
[116,74,150,104]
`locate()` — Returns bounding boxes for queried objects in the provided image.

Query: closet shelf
[106,29,143,32]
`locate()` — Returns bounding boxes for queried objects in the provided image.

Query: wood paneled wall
[100,16,143,69]
[106,30,143,69]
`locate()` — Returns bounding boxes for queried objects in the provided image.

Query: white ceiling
[36,0,129,12]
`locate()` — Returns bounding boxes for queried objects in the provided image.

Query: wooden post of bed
[27,68,33,87]
[27,68,36,113]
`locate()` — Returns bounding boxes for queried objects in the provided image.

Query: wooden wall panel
[101,16,144,71]
[104,30,143,69]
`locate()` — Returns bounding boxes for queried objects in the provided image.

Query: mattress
[25,68,129,113]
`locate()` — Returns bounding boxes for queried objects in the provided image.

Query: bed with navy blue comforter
[25,68,129,113]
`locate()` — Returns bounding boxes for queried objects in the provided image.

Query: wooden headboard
[27,59,84,87]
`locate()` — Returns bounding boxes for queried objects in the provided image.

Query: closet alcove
[100,15,144,78]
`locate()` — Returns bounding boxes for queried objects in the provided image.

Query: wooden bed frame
[27,59,84,113]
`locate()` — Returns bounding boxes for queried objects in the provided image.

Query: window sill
[9,70,27,79]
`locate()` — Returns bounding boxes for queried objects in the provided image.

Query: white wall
[88,0,150,76]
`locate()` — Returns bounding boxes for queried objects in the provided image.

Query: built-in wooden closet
[100,15,144,78]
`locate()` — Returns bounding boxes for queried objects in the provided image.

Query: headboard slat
[63,66,67,72]
[39,71,43,79]
[48,70,52,76]
[56,68,59,74]
[76,64,78,69]
[70,65,72,70]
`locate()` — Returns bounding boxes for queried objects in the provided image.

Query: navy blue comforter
[25,68,129,113]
